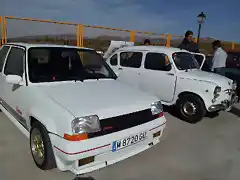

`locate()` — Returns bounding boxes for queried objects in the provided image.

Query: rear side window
[0,46,10,72]
[144,53,170,71]
[110,54,118,66]
[4,47,25,77]
[120,52,142,68]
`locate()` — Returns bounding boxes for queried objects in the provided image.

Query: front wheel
[176,94,206,123]
[30,122,56,170]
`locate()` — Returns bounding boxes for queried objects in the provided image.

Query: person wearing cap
[178,30,199,53]
[211,40,227,76]
[144,39,151,45]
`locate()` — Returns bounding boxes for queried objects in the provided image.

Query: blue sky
[1,0,240,41]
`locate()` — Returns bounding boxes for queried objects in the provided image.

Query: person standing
[178,30,200,53]
[144,39,151,45]
[211,40,227,76]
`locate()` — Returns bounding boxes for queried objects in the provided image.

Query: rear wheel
[176,94,206,123]
[30,122,56,170]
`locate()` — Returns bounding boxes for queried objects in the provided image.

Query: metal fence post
[3,16,7,44]
[232,42,235,50]
[166,34,171,47]
[130,31,135,42]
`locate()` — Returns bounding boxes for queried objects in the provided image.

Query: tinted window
[145,53,171,71]
[4,47,25,76]
[28,47,117,83]
[110,54,117,66]
[0,46,10,72]
[120,52,142,68]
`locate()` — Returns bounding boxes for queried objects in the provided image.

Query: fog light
[78,156,95,166]
[153,131,161,138]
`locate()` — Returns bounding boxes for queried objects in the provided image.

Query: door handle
[167,73,174,76]
[118,68,123,70]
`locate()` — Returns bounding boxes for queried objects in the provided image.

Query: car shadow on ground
[163,105,220,124]
[230,106,240,118]
[73,176,95,180]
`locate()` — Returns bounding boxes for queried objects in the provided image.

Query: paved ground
[0,104,240,180]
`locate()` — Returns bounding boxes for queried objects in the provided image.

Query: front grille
[88,109,157,138]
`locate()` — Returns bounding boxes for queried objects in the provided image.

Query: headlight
[71,115,101,134]
[151,101,163,115]
[232,80,237,90]
[214,86,221,98]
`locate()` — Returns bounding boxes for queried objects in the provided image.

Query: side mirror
[165,63,172,71]
[6,75,23,85]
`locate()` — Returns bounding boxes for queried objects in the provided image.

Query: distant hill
[6,34,233,53]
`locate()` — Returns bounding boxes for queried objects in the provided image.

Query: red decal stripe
[54,143,111,155]
[16,106,22,115]
[149,122,166,131]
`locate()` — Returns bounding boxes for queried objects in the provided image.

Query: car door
[116,51,143,87]
[2,46,28,128]
[0,45,11,99]
[139,52,176,102]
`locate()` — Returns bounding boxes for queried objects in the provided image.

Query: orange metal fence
[0,16,239,51]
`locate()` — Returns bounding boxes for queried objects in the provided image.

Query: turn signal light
[64,133,88,141]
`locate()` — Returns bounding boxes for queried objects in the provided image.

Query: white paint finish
[106,41,235,110]
[0,42,166,175]
[139,66,177,102]
[51,117,166,174]
[36,79,158,119]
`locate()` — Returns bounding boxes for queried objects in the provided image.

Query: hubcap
[183,101,197,116]
[31,128,45,165]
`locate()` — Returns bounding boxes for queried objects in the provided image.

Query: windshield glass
[28,47,117,83]
[172,52,200,70]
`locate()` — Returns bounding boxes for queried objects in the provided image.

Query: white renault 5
[106,41,238,123]
[0,43,166,175]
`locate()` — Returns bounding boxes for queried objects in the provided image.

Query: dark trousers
[214,67,226,76]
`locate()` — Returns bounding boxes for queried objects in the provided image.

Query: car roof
[4,42,93,50]
[117,45,189,53]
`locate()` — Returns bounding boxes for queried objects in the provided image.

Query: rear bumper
[50,117,166,175]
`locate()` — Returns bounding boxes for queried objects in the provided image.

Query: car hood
[179,69,233,88]
[37,79,158,119]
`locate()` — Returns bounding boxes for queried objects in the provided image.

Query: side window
[110,54,118,66]
[120,52,142,68]
[4,47,25,77]
[144,53,171,71]
[0,46,10,72]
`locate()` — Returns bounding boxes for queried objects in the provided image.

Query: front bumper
[208,95,238,112]
[50,117,166,175]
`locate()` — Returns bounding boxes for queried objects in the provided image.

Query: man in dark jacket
[178,30,200,53]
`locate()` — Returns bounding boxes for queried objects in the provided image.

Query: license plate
[112,131,147,152]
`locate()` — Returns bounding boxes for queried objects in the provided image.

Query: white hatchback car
[0,43,166,175]
[106,41,238,123]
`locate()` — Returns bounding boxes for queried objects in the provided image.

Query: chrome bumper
[208,95,238,112]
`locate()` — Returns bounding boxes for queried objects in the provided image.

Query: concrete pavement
[0,104,240,180]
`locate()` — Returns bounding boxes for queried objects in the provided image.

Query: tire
[176,94,206,123]
[30,121,56,170]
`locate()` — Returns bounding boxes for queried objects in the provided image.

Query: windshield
[28,47,117,83]
[172,52,200,70]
